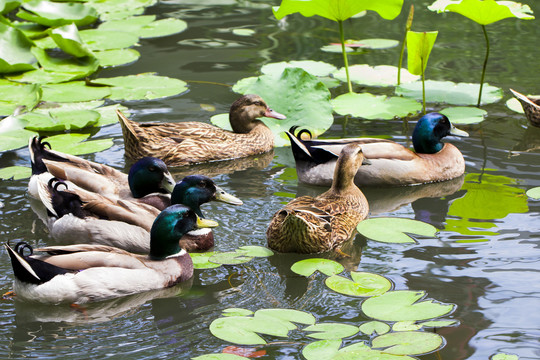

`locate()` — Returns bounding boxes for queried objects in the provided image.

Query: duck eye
[148,166,156,172]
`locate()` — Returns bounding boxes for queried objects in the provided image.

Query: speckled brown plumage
[510,89,540,128]
[267,143,369,254]
[116,94,286,167]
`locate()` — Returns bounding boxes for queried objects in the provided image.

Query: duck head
[229,94,286,133]
[331,142,366,192]
[128,157,175,198]
[170,175,243,218]
[149,204,218,260]
[412,113,468,154]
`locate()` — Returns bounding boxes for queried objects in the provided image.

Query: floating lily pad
[190,251,222,269]
[320,44,354,53]
[50,23,93,57]
[304,323,359,340]
[506,97,524,114]
[0,81,41,116]
[209,315,290,345]
[290,258,344,277]
[34,100,105,112]
[94,48,140,67]
[0,23,37,73]
[232,28,255,36]
[304,340,416,360]
[41,81,111,102]
[87,0,156,21]
[31,47,99,79]
[92,74,188,101]
[325,271,392,297]
[222,308,254,317]
[98,15,156,32]
[491,353,519,360]
[302,339,343,360]
[209,251,253,265]
[19,110,100,131]
[332,92,421,119]
[362,290,454,322]
[261,60,337,78]
[359,321,390,336]
[6,69,83,84]
[0,129,37,152]
[43,133,113,155]
[356,218,438,244]
[192,354,248,360]
[255,309,315,328]
[372,331,444,356]
[0,166,32,180]
[139,18,188,38]
[79,29,139,51]
[18,0,98,27]
[420,319,457,328]
[94,104,130,127]
[392,321,422,332]
[340,38,399,50]
[526,187,540,200]
[227,67,333,147]
[440,106,487,124]
[396,80,503,105]
[236,245,273,257]
[1,0,21,14]
[332,65,419,87]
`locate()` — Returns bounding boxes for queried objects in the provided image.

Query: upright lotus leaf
[273,0,404,93]
[0,80,41,116]
[1,0,21,14]
[18,0,98,27]
[31,47,99,79]
[0,23,38,73]
[226,67,333,147]
[0,166,31,180]
[406,31,437,114]
[428,0,534,107]
[398,4,414,85]
[362,290,455,322]
[91,74,188,101]
[50,23,93,58]
[371,331,444,355]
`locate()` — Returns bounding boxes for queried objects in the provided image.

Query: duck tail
[5,242,71,285]
[28,136,67,175]
[37,178,84,219]
[285,127,314,162]
[116,109,141,151]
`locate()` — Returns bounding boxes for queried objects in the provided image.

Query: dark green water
[0,1,539,359]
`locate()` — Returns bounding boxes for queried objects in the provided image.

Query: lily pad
[0,23,38,73]
[50,23,93,58]
[98,15,156,32]
[92,74,188,101]
[227,67,333,147]
[0,166,32,180]
[362,290,454,322]
[0,129,38,152]
[506,98,524,114]
[392,321,422,332]
[359,321,390,336]
[526,187,540,200]
[440,106,487,124]
[290,258,344,277]
[372,331,444,355]
[139,18,188,38]
[6,69,83,84]
[1,0,21,14]
[209,251,253,265]
[340,38,399,50]
[94,48,140,67]
[192,354,248,360]
[332,92,421,119]
[190,251,222,269]
[0,81,41,116]
[255,309,315,328]
[19,110,100,131]
[232,28,255,36]
[87,0,156,21]
[302,339,342,360]
[332,65,419,87]
[420,319,457,328]
[356,217,438,244]
[209,315,290,345]
[325,271,392,297]
[236,246,273,257]
[79,29,139,51]
[261,60,337,78]
[303,323,359,340]
[491,353,519,360]
[396,80,503,105]
[43,133,113,155]
[94,104,130,127]
[222,308,254,317]
[41,81,111,102]
[18,0,98,27]
[31,47,99,79]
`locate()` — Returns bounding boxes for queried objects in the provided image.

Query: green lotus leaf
[232,28,255,36]
[302,339,342,360]
[290,258,344,277]
[325,271,392,297]
[428,0,534,25]
[332,64,419,87]
[91,74,188,101]
[343,38,399,49]
[273,0,404,22]
[41,81,111,103]
[209,315,290,345]
[42,133,113,155]
[19,110,100,131]
[6,69,83,84]
[359,321,390,336]
[94,104,130,127]
[526,187,540,200]
[392,321,422,332]
[12,21,48,39]
[255,308,316,328]
[356,217,438,244]
[0,80,41,116]
[371,331,443,356]
[18,0,98,27]
[87,0,156,20]
[440,106,487,124]
[406,31,437,76]
[396,80,503,105]
[98,15,156,32]
[320,44,354,53]
[505,98,524,114]
[94,48,140,67]
[1,0,21,14]
[222,308,254,317]
[31,47,99,79]
[34,100,105,112]
[79,29,139,51]
[420,319,457,328]
[50,23,93,58]
[190,251,222,269]
[303,323,359,340]
[32,35,55,49]
[192,354,248,360]
[0,166,31,180]
[491,353,519,360]
[261,60,337,78]
[139,18,188,38]
[209,251,253,265]
[362,290,454,322]
[332,92,421,119]
[227,68,333,147]
[236,245,274,257]
[336,344,416,360]
[0,23,38,73]
[0,129,38,152]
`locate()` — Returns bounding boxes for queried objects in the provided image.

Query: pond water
[1,0,539,359]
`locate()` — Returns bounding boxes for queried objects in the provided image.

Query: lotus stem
[338,20,352,93]
[421,57,426,115]
[398,5,414,85]
[477,24,490,107]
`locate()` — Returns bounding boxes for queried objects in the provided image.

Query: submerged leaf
[209,251,253,265]
[371,331,444,355]
[325,271,392,297]
[222,308,254,317]
[356,217,438,244]
[290,258,344,277]
[491,353,520,360]
[332,92,421,119]
[192,353,249,360]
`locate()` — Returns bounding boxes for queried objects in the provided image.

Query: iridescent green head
[412,113,468,154]
[128,157,175,198]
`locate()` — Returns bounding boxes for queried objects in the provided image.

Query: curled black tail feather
[29,136,68,175]
[47,178,86,219]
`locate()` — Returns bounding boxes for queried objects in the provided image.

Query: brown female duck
[266,143,369,254]
[510,89,540,127]
[116,94,286,166]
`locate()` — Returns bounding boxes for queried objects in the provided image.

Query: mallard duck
[267,143,369,254]
[28,136,175,210]
[4,204,218,304]
[36,175,241,253]
[287,112,468,187]
[116,94,287,166]
[510,89,540,128]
